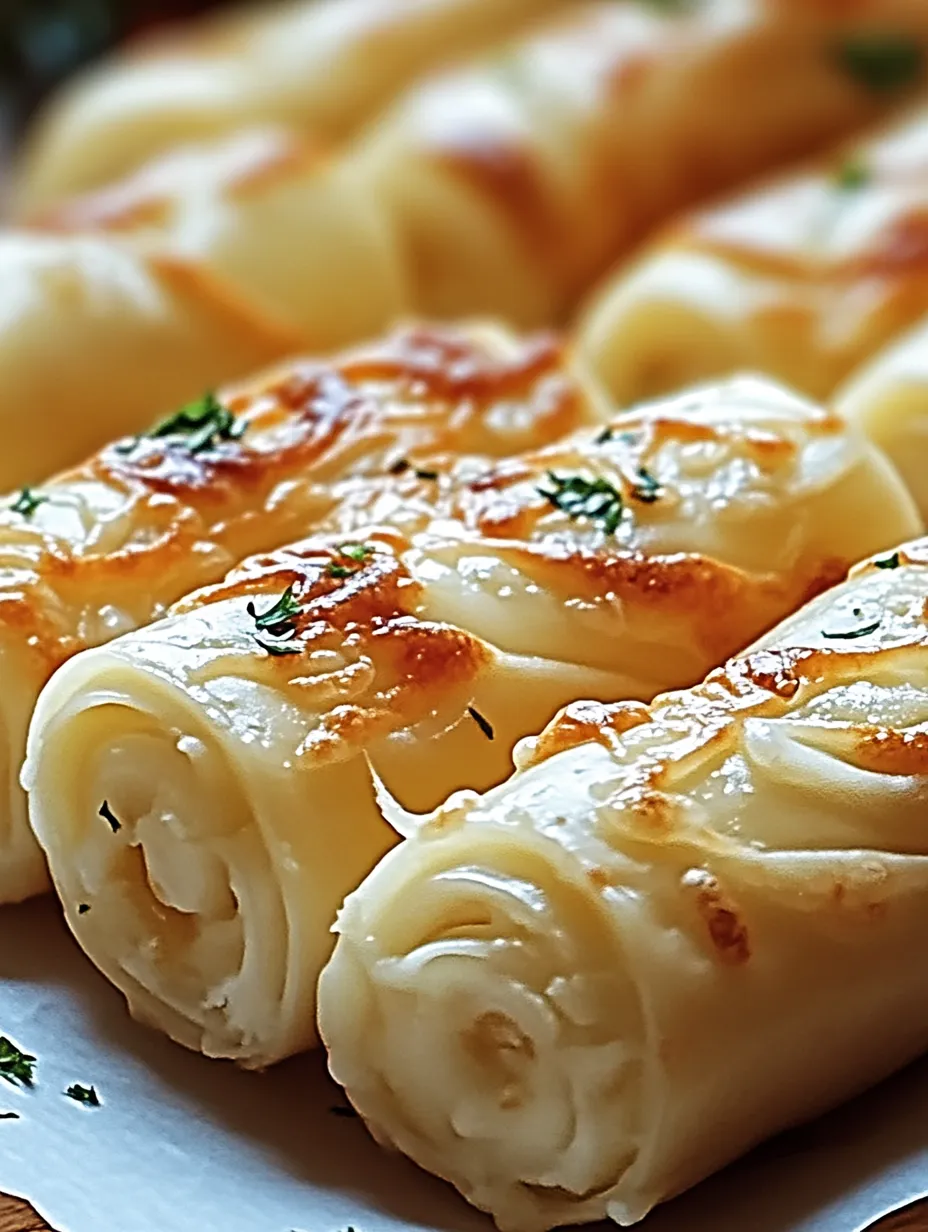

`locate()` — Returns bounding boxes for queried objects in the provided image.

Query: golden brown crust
[853,725,928,775]
[681,867,751,965]
[179,537,493,755]
[523,626,928,774]
[1,324,591,678]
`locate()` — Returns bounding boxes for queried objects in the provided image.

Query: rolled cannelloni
[580,101,928,407]
[837,314,928,521]
[13,0,559,215]
[0,322,589,903]
[23,375,919,1066]
[354,0,928,326]
[319,536,928,1230]
[14,0,928,484]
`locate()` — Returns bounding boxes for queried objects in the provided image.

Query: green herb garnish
[822,618,881,640]
[10,488,48,518]
[468,706,495,741]
[387,457,438,480]
[338,543,373,563]
[594,426,639,446]
[247,585,301,636]
[65,1084,100,1107]
[99,800,122,833]
[873,551,902,569]
[77,904,90,915]
[638,0,693,11]
[630,467,662,503]
[327,543,374,579]
[834,155,871,191]
[0,1112,19,1120]
[836,34,924,94]
[539,472,624,535]
[248,584,304,655]
[147,392,245,455]
[0,1038,35,1087]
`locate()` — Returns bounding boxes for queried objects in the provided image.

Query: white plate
[0,898,925,1232]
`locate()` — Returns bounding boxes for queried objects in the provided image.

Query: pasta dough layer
[23,375,918,1064]
[319,536,928,1230]
[837,314,928,521]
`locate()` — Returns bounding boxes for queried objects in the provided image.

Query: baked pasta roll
[0,132,408,488]
[836,314,928,521]
[22,375,918,1066]
[580,101,928,407]
[0,322,588,904]
[357,0,928,326]
[14,0,928,485]
[13,0,558,215]
[319,535,928,1231]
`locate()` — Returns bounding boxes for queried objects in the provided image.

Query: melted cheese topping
[1,322,594,902]
[319,536,928,1231]
[22,374,918,1064]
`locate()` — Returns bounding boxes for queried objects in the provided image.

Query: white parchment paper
[0,898,925,1232]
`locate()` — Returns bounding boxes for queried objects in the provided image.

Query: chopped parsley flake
[10,488,48,518]
[247,585,301,636]
[0,1037,35,1087]
[99,800,122,833]
[873,551,902,569]
[822,618,881,640]
[327,543,375,579]
[78,903,90,915]
[594,426,639,446]
[126,392,247,456]
[539,472,624,535]
[248,586,303,655]
[388,458,438,480]
[338,543,373,563]
[630,467,662,503]
[468,707,495,741]
[150,392,244,452]
[836,34,924,95]
[834,155,871,191]
[0,1112,19,1120]
[65,1084,100,1107]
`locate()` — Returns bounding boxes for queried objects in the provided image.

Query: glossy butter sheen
[1,323,596,902]
[23,374,918,1066]
[319,537,928,1230]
